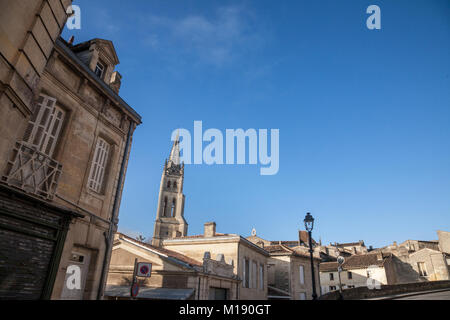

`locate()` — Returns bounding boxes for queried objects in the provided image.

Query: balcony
[2,141,62,200]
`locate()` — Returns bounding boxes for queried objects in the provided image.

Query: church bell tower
[152,134,188,246]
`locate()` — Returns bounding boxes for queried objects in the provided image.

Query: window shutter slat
[23,94,62,157]
[88,137,110,193]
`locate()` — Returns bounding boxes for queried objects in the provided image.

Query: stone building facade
[106,233,239,300]
[247,232,321,300]
[264,244,321,300]
[162,223,269,300]
[438,230,450,254]
[45,37,141,300]
[108,139,269,300]
[0,0,74,299]
[370,231,450,284]
[0,1,141,299]
[319,252,398,294]
[407,248,449,281]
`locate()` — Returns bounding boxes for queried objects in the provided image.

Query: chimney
[109,71,122,94]
[376,252,383,261]
[204,222,216,238]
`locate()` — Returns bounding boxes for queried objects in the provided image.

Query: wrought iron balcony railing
[2,141,62,200]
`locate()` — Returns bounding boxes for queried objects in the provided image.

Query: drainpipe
[97,120,135,299]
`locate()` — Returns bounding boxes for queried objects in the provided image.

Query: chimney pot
[376,252,383,260]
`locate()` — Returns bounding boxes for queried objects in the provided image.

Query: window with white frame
[88,137,110,193]
[94,61,105,79]
[299,265,305,284]
[23,94,65,157]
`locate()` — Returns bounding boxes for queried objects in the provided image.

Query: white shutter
[252,261,257,289]
[248,260,252,288]
[88,137,110,193]
[299,265,305,284]
[23,94,65,157]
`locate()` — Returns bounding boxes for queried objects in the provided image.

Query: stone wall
[438,231,450,254]
[319,280,450,300]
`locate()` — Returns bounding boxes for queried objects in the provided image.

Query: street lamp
[304,212,318,300]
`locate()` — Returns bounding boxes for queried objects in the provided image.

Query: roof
[265,244,293,254]
[320,261,340,272]
[265,244,320,260]
[56,38,142,124]
[164,233,270,256]
[71,38,120,65]
[319,252,392,272]
[116,233,202,267]
[178,233,230,239]
[269,240,299,247]
[335,241,365,247]
[105,285,195,300]
[263,231,316,247]
[409,247,442,257]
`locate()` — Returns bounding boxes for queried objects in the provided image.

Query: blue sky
[62,0,450,248]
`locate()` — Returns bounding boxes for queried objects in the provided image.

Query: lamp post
[304,212,317,300]
[337,256,345,295]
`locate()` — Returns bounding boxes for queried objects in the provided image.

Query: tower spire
[168,131,180,166]
[152,132,187,247]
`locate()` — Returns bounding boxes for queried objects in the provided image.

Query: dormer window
[94,61,105,79]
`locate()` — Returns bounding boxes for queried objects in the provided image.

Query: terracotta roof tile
[319,252,391,272]
[265,244,320,260]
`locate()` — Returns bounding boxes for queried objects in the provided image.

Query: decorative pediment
[94,38,120,66]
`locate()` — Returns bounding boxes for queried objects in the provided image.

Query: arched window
[171,199,176,217]
[163,197,168,216]
[167,181,171,189]
[173,181,177,189]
